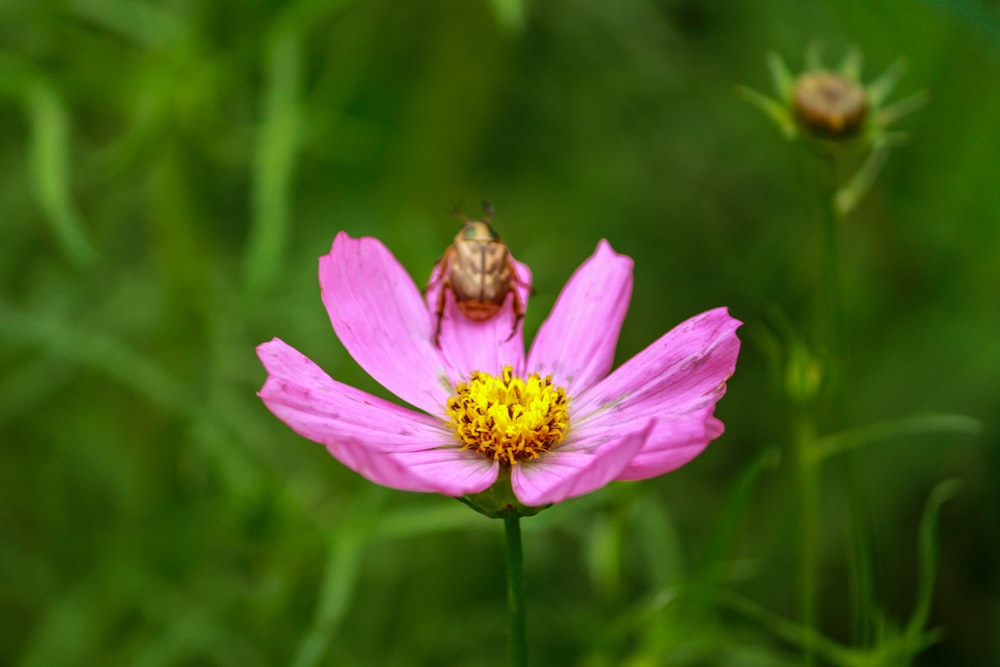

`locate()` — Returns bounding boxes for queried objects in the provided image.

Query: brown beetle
[426,203,529,346]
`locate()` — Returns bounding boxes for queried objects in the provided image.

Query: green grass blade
[487,0,527,31]
[244,31,304,294]
[26,80,98,270]
[292,487,387,667]
[699,446,782,583]
[0,300,190,413]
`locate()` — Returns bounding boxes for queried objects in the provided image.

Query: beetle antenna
[481,200,494,222]
[448,200,469,222]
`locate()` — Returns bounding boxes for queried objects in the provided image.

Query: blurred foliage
[1,0,998,665]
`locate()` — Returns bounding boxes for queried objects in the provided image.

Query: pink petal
[527,240,633,395]
[320,232,453,415]
[510,420,653,506]
[428,259,532,380]
[389,448,499,496]
[573,307,741,424]
[614,410,723,481]
[259,338,497,495]
[323,438,496,495]
[257,338,448,453]
[325,437,460,493]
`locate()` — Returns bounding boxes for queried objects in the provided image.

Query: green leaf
[906,479,963,639]
[737,85,798,139]
[808,413,981,464]
[766,51,797,101]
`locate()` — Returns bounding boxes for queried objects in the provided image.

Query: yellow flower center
[446,366,570,466]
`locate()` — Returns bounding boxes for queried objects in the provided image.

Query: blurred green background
[2,0,998,665]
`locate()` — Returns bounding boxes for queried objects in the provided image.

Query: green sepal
[457,468,550,519]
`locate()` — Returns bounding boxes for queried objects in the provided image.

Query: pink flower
[257,232,741,507]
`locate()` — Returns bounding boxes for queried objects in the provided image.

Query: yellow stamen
[446,366,570,466]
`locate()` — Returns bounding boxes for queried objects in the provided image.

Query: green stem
[794,414,819,667]
[821,160,844,396]
[823,150,876,647]
[504,516,527,667]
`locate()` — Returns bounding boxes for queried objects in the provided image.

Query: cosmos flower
[257,232,741,508]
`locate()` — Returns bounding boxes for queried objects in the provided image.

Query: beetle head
[459,220,501,242]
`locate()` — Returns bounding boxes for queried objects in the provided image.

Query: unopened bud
[793,71,868,138]
[785,343,824,404]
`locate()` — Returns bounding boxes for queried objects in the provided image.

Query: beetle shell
[446,221,514,320]
[427,212,527,345]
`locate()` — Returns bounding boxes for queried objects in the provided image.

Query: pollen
[445,366,570,466]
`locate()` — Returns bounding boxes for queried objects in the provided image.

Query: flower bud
[741,46,926,213]
[793,71,868,138]
[784,342,824,404]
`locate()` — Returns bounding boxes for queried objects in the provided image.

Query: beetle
[426,202,529,346]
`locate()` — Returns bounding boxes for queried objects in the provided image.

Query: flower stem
[821,162,844,394]
[826,156,877,647]
[794,413,819,667]
[504,515,527,667]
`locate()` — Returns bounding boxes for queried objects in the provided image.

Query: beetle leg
[433,282,449,347]
[505,288,525,343]
[423,258,446,295]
